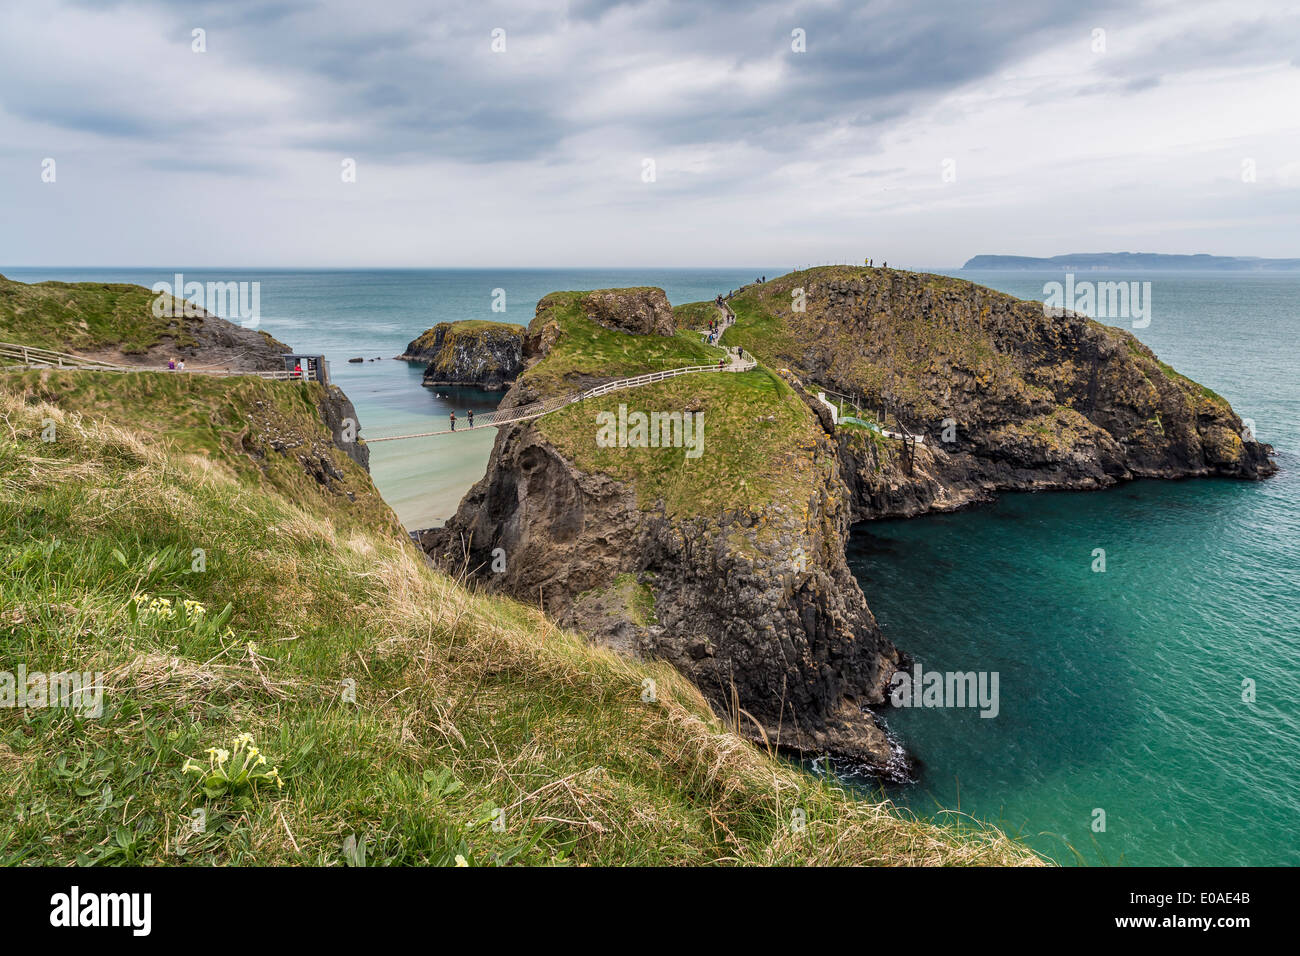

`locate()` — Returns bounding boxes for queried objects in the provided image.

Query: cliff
[421,271,1274,779]
[396,319,524,391]
[722,267,1275,520]
[0,273,290,371]
[421,289,906,774]
[0,311,1037,865]
[0,273,362,474]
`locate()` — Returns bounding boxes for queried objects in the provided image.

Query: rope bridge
[368,356,757,442]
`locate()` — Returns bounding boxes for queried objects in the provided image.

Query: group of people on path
[166,357,186,371]
[448,408,474,431]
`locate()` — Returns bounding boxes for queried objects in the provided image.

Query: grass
[0,365,1041,866]
[671,301,718,331]
[0,274,200,354]
[537,366,826,519]
[717,270,1014,420]
[520,292,722,394]
[526,289,829,521]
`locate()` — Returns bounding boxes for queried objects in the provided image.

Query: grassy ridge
[0,275,198,354]
[520,292,722,393]
[529,289,826,520]
[537,367,825,519]
[718,269,1022,420]
[0,368,1041,865]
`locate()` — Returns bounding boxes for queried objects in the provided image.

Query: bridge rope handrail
[368,356,757,442]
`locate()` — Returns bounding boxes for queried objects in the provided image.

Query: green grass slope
[519,291,721,394]
[0,366,1041,866]
[0,274,196,354]
[525,289,826,521]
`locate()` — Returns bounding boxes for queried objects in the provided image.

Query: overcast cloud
[1,0,1296,267]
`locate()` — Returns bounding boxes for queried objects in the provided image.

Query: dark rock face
[396,321,524,391]
[182,318,291,372]
[317,385,370,472]
[418,288,904,775]
[580,288,676,336]
[419,414,903,774]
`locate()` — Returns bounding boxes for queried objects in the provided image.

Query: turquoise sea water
[852,271,1299,866]
[8,265,1296,865]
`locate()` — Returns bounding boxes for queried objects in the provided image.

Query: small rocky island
[417,269,1276,778]
[396,319,524,391]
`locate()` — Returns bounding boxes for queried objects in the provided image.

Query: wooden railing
[0,342,297,380]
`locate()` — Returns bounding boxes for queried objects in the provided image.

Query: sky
[1,0,1297,268]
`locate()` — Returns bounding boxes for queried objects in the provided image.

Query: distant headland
[962,252,1300,272]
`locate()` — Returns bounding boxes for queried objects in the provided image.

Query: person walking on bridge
[467,409,474,427]
[449,410,456,431]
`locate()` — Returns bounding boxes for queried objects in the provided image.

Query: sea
[6,265,1296,866]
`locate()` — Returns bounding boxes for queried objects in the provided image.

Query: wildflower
[455,854,469,867]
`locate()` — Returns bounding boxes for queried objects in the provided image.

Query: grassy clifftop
[0,274,192,354]
[517,289,826,521]
[713,267,1271,485]
[517,291,719,394]
[0,366,1040,865]
[0,274,290,369]
[719,266,1239,422]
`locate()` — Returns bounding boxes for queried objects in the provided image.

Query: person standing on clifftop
[449,411,456,431]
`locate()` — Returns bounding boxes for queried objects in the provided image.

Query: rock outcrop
[579,287,676,336]
[318,385,370,472]
[726,267,1276,520]
[417,272,1275,780]
[396,320,524,391]
[419,288,906,776]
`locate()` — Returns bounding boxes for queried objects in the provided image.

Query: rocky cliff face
[396,320,524,391]
[423,403,903,773]
[318,385,370,472]
[728,267,1275,519]
[418,272,1275,780]
[579,287,676,336]
[419,289,906,775]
